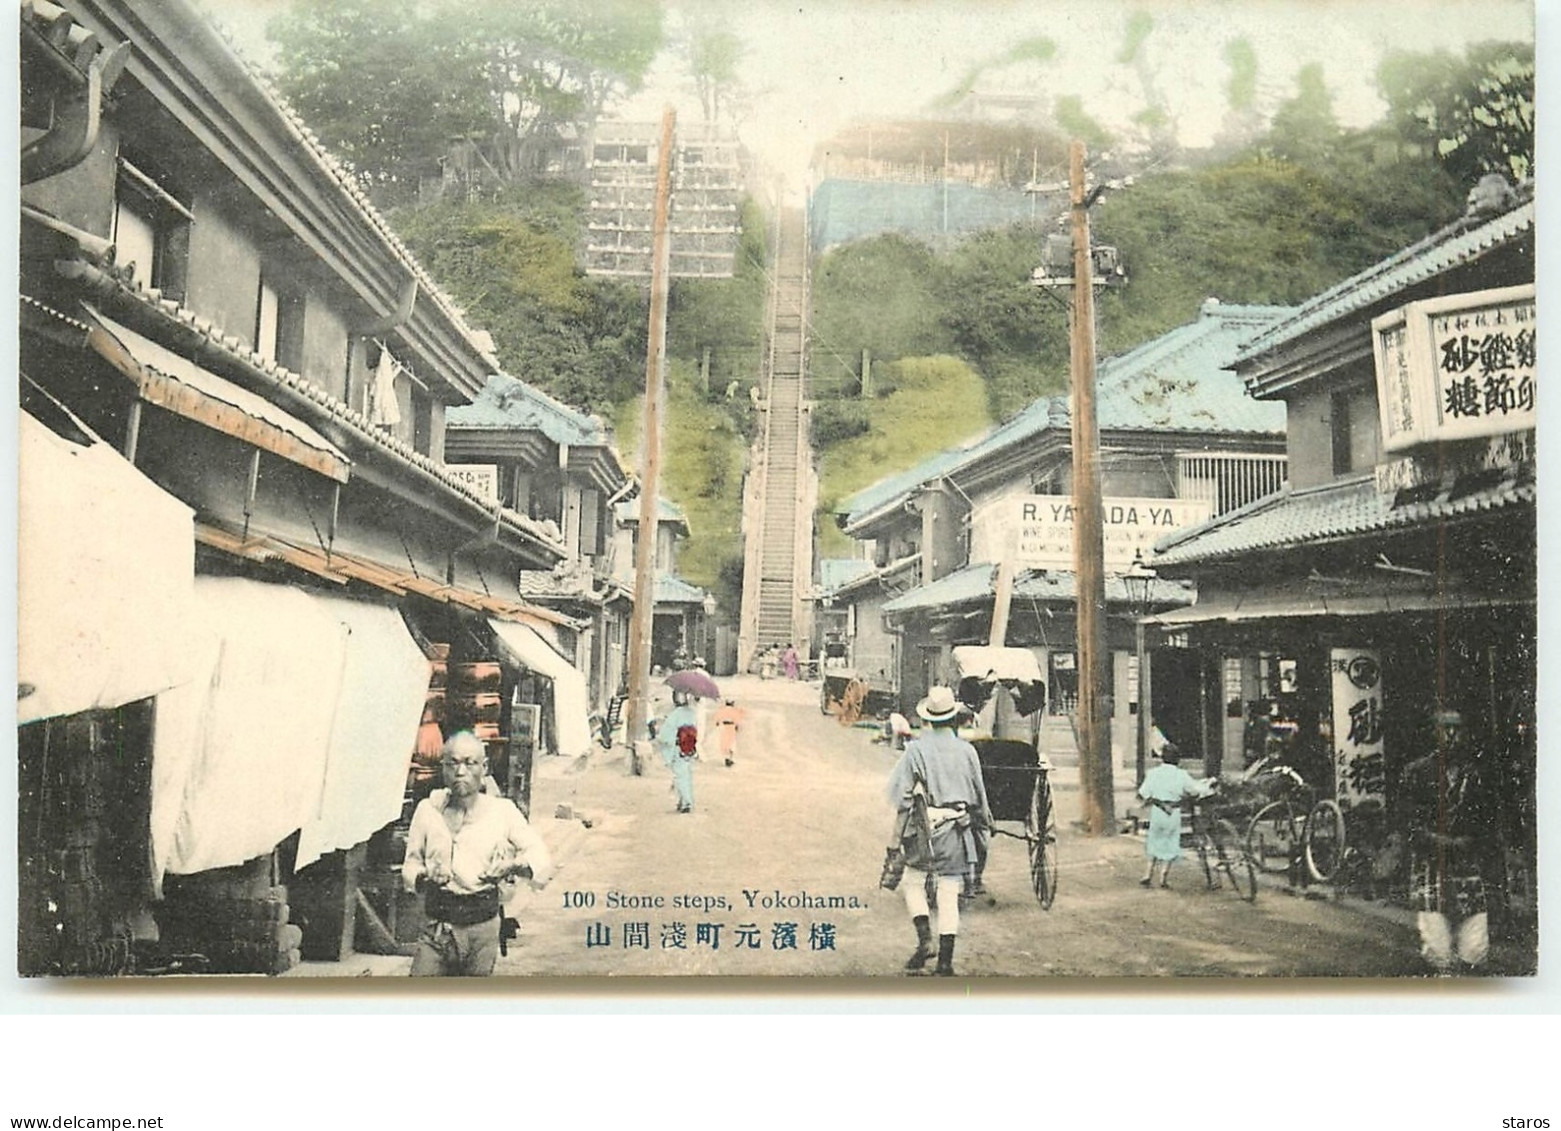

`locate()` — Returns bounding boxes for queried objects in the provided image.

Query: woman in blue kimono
[1137,744,1214,888]
[658,690,700,813]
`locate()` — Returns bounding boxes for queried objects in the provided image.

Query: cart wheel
[1216,818,1258,902]
[1304,799,1346,883]
[1197,833,1216,889]
[1026,773,1058,910]
[1245,800,1296,875]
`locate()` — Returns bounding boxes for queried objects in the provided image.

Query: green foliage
[809,234,952,395]
[1118,11,1154,65]
[1266,62,1339,165]
[816,356,991,557]
[1054,95,1114,151]
[936,226,1070,418]
[389,185,645,414]
[268,0,662,202]
[269,0,491,203]
[810,401,872,450]
[1223,39,1258,112]
[686,22,744,122]
[1377,41,1535,183]
[666,197,769,395]
[614,361,747,592]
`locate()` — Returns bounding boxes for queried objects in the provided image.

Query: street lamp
[1122,548,1158,786]
[701,593,717,669]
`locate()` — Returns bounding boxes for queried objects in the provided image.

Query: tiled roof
[447,374,610,447]
[656,575,709,605]
[32,269,565,555]
[881,562,1194,614]
[1151,471,1535,569]
[617,497,688,529]
[838,446,973,528]
[839,301,1291,528]
[818,558,875,594]
[1233,197,1536,368]
[830,553,921,597]
[202,16,506,374]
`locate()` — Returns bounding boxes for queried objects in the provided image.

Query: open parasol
[665,668,721,699]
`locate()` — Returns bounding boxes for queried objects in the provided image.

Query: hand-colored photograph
[14,0,1537,982]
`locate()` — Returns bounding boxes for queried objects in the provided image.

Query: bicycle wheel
[1245,800,1297,875]
[1215,818,1258,902]
[1026,772,1058,910]
[1304,798,1347,883]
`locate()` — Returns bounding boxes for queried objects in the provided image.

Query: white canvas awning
[18,407,195,724]
[151,579,436,883]
[488,618,592,758]
[151,576,349,881]
[294,596,432,871]
[951,646,1044,684]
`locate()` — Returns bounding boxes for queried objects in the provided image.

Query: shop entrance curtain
[487,618,592,758]
[18,409,195,725]
[150,577,349,883]
[293,596,431,870]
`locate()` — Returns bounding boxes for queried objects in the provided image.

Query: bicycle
[1241,762,1347,884]
[1188,796,1257,902]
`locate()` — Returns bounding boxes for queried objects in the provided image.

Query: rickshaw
[936,646,1058,909]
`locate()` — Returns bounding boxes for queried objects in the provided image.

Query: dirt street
[496,675,1425,980]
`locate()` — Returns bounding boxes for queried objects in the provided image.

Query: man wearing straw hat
[885,686,990,977]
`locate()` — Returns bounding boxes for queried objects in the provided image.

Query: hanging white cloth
[370,345,402,427]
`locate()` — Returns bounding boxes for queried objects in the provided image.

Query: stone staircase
[739,206,814,667]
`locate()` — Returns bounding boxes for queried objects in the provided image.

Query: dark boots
[904,915,933,972]
[935,934,956,977]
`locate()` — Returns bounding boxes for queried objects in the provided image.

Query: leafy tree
[1377,41,1534,183]
[268,0,492,201]
[389,185,646,414]
[268,0,662,203]
[1266,62,1339,166]
[937,225,1070,418]
[809,234,951,395]
[1213,37,1263,151]
[472,0,663,177]
[684,19,744,123]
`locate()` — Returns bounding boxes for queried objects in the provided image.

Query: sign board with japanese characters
[1330,647,1387,810]
[445,463,500,502]
[1372,284,1536,452]
[975,495,1213,571]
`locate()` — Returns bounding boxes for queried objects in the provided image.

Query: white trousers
[901,869,962,936]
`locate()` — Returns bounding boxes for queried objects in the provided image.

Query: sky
[206,0,1537,192]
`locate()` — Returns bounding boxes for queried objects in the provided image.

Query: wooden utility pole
[624,107,676,772]
[1068,140,1115,836]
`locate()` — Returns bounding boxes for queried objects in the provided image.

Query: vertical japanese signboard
[1330,647,1386,809]
[1372,283,1536,452]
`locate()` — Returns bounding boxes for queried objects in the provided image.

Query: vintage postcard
[14,0,1537,984]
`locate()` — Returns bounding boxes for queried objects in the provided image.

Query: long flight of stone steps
[744,206,812,659]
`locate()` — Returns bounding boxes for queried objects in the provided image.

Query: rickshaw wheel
[1304,799,1347,883]
[1216,818,1258,902]
[1026,772,1058,910]
[1246,800,1297,874]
